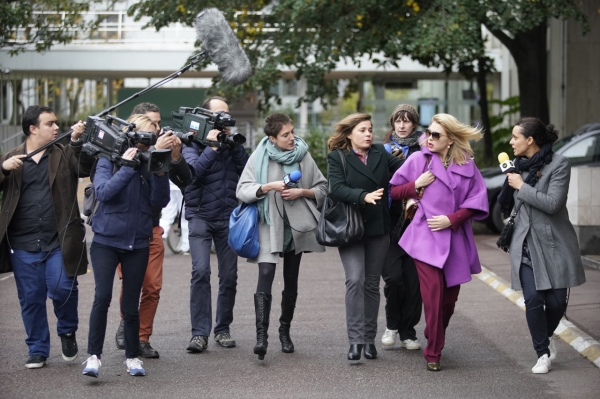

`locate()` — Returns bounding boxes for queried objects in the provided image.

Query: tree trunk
[487,21,549,124]
[512,23,549,124]
[356,76,364,112]
[477,57,493,165]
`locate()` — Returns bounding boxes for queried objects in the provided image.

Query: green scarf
[254,135,309,225]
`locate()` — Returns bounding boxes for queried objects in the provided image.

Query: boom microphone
[498,152,516,173]
[195,8,253,86]
[283,170,302,188]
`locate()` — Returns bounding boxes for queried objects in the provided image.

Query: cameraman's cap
[389,104,419,127]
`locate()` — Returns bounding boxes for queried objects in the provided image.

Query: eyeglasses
[425,129,446,141]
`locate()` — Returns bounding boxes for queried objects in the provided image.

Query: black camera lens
[216,132,246,149]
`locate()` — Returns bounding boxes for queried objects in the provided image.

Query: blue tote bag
[228,202,260,258]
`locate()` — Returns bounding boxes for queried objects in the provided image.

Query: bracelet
[257,185,264,196]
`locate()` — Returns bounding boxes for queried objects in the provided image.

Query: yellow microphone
[498,152,515,173]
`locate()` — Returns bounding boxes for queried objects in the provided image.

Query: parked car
[482,122,600,232]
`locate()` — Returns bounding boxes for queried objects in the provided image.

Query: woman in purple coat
[389,113,488,371]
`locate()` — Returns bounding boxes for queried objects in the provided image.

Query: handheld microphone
[195,9,253,86]
[498,152,516,173]
[283,170,302,188]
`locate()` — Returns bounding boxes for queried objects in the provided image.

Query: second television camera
[170,106,246,149]
[80,115,171,174]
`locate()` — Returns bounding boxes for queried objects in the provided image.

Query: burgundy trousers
[414,259,461,363]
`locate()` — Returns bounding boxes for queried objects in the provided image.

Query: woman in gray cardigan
[237,113,327,360]
[498,117,585,374]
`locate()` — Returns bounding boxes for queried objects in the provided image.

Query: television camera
[169,106,246,149]
[80,115,171,174]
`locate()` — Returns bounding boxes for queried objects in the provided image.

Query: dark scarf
[497,143,554,215]
[390,130,421,158]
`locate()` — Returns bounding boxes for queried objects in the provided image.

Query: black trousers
[381,236,422,341]
[519,263,567,358]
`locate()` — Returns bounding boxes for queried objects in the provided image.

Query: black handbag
[496,201,523,253]
[316,149,364,247]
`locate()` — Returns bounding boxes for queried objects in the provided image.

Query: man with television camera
[183,96,249,352]
[0,105,95,369]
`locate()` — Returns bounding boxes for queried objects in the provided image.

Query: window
[560,134,600,165]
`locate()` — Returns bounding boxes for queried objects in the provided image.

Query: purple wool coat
[389,148,489,287]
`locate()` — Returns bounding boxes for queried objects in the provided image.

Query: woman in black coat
[327,113,402,361]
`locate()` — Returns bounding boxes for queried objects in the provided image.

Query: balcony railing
[8,11,197,46]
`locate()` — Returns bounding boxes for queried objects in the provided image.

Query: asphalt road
[1,231,599,398]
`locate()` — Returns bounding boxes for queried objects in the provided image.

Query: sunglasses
[425,129,445,141]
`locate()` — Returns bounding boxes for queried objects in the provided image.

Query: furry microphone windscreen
[195,8,253,86]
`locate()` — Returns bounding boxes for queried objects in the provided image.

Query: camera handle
[25,51,208,160]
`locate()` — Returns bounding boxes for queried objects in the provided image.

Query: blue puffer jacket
[183,142,249,221]
[92,157,170,250]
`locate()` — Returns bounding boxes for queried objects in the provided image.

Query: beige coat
[236,151,327,263]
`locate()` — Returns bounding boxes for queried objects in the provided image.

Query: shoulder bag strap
[336,148,348,178]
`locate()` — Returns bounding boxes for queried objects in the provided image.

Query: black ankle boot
[348,344,364,361]
[278,291,298,353]
[254,292,272,360]
[364,343,377,359]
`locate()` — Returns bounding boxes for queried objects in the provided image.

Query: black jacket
[327,144,402,237]
[183,142,248,221]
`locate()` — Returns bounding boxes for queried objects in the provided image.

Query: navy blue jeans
[189,218,238,337]
[88,242,149,359]
[519,263,567,358]
[10,247,78,357]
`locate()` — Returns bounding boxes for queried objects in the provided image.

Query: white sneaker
[82,355,101,378]
[548,335,558,361]
[381,328,398,346]
[532,354,551,374]
[400,339,421,350]
[125,357,146,376]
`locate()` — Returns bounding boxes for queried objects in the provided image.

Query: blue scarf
[254,136,309,225]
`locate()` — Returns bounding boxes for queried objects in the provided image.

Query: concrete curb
[477,265,600,368]
[581,255,600,271]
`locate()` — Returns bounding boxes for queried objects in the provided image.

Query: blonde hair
[125,114,158,132]
[430,113,483,165]
[328,113,372,151]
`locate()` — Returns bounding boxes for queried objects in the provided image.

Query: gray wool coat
[509,153,586,291]
[236,151,327,263]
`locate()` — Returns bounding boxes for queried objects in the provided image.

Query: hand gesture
[206,129,220,141]
[122,147,138,161]
[155,130,174,150]
[415,171,435,190]
[2,154,26,171]
[506,173,524,190]
[281,188,303,201]
[171,135,183,161]
[364,188,384,205]
[427,215,451,231]
[70,120,85,141]
[267,181,287,193]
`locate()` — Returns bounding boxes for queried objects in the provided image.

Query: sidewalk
[475,234,600,367]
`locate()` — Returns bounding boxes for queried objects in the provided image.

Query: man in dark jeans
[183,96,249,352]
[0,105,94,368]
